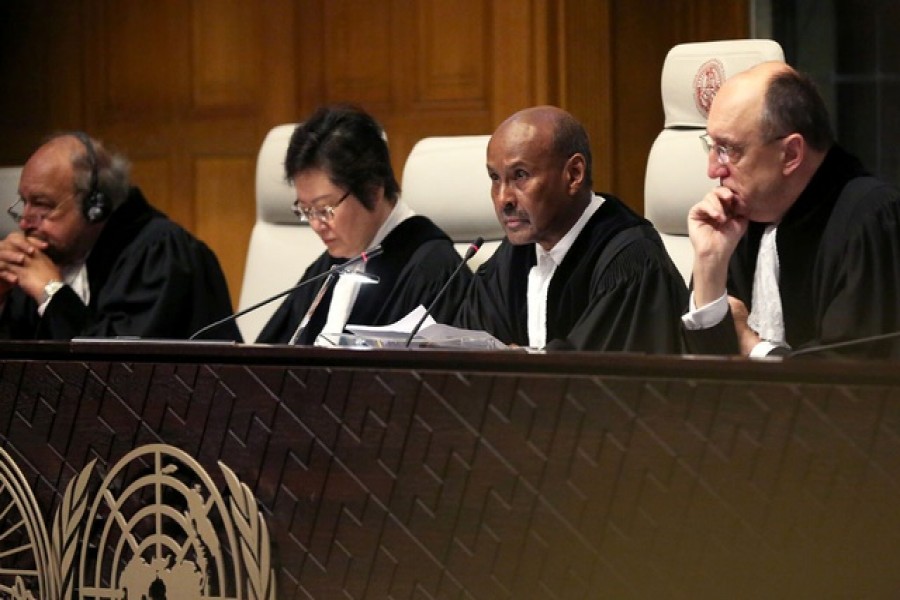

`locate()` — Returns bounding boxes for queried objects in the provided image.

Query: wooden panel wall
[0,0,747,305]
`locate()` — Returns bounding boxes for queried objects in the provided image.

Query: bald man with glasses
[683,61,900,358]
[0,132,238,341]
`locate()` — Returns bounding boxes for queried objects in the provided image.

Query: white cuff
[749,340,789,358]
[682,291,728,330]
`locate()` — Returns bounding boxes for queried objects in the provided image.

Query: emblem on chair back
[0,444,275,600]
[693,58,725,118]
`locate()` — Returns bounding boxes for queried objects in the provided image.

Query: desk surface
[1,342,899,598]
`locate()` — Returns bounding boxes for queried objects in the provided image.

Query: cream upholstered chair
[401,135,504,270]
[0,167,23,238]
[236,124,322,342]
[644,39,785,283]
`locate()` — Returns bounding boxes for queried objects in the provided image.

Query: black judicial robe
[454,195,688,353]
[0,187,240,341]
[684,146,900,358]
[256,216,470,345]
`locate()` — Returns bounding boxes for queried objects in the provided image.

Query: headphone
[71,131,111,223]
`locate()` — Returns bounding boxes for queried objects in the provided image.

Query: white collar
[534,193,604,266]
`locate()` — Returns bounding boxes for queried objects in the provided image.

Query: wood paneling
[414,1,487,105]
[194,157,256,302]
[0,0,749,306]
[130,158,171,216]
[190,1,263,113]
[93,0,189,120]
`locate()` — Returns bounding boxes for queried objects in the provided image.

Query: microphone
[188,244,383,341]
[404,237,483,347]
[789,328,900,358]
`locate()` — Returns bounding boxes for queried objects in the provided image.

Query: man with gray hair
[0,132,238,340]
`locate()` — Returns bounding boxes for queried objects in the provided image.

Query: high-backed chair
[401,135,504,270]
[644,39,785,283]
[237,124,322,342]
[0,167,23,238]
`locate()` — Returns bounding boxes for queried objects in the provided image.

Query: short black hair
[284,104,400,210]
[762,69,834,152]
[551,111,593,190]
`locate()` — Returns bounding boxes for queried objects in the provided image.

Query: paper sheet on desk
[345,305,508,349]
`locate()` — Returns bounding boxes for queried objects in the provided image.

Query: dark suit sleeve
[453,242,530,347]
[803,196,900,356]
[37,229,239,341]
[561,236,688,353]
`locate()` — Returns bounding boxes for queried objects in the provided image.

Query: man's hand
[0,232,61,303]
[688,186,749,308]
[727,295,760,357]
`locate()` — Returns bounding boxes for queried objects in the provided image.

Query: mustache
[500,204,528,219]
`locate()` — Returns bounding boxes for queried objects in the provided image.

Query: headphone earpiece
[72,132,111,223]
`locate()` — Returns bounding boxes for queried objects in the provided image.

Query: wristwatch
[43,280,65,304]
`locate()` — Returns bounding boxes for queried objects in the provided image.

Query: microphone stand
[188,244,383,341]
[288,271,337,345]
[404,237,483,347]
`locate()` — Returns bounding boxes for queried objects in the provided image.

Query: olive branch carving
[220,462,275,600]
[51,459,95,599]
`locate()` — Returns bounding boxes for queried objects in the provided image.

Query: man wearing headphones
[0,132,239,340]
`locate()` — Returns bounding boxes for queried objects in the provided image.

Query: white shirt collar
[370,200,415,250]
[534,193,604,267]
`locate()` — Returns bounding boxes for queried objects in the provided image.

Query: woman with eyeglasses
[255,104,471,345]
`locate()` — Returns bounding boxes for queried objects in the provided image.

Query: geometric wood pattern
[3,342,898,598]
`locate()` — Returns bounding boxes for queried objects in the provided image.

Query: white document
[344,305,507,349]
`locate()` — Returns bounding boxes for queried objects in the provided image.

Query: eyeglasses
[291,190,350,223]
[700,132,787,165]
[7,196,71,224]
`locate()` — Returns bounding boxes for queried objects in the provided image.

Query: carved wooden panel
[412,1,488,106]
[321,1,392,105]
[90,0,189,121]
[194,157,257,302]
[0,1,750,304]
[190,1,263,114]
[130,157,172,218]
[3,347,900,598]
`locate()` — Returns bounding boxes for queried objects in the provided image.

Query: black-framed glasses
[291,190,350,223]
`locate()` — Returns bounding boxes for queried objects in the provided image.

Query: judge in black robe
[456,194,688,352]
[683,63,900,358]
[0,133,238,341]
[453,105,688,353]
[253,104,471,345]
[256,215,468,345]
[685,146,900,357]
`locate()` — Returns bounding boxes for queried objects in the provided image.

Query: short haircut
[551,111,593,190]
[284,104,400,210]
[761,69,834,152]
[46,132,132,212]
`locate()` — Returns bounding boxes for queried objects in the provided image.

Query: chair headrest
[400,135,504,242]
[0,166,23,238]
[662,39,785,127]
[255,124,298,225]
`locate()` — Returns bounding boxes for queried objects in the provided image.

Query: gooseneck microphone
[288,270,337,345]
[789,328,900,358]
[188,245,383,341]
[404,237,483,348]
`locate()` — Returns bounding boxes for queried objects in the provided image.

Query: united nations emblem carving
[0,444,275,599]
[693,58,725,118]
